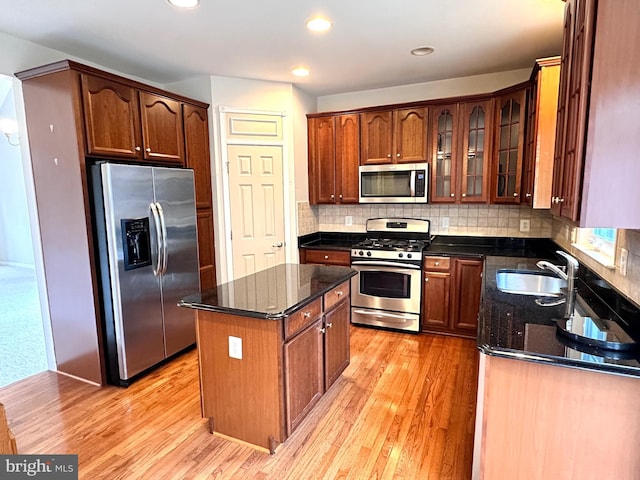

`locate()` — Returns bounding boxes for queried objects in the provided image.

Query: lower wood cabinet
[422,256,483,338]
[299,248,351,266]
[323,298,350,390]
[284,318,324,435]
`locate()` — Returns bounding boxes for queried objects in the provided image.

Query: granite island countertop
[179,263,356,319]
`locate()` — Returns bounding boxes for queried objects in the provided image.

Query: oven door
[350,262,422,315]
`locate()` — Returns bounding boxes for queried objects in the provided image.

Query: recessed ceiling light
[168,0,199,8]
[411,46,435,56]
[292,66,311,77]
[306,16,333,32]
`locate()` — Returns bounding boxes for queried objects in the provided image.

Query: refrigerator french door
[92,163,199,385]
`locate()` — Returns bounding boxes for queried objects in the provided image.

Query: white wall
[317,68,531,112]
[0,77,33,266]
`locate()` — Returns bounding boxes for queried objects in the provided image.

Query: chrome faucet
[535,250,579,318]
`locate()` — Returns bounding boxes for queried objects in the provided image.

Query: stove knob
[359,250,364,256]
[398,253,404,258]
[366,251,372,257]
[407,253,412,259]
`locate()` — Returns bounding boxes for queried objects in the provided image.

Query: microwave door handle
[411,170,417,196]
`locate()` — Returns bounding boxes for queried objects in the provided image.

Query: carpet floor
[0,265,47,387]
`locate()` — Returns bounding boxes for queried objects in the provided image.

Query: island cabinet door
[324,298,350,390]
[284,318,324,436]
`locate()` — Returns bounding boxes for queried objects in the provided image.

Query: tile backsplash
[551,218,640,306]
[297,202,553,238]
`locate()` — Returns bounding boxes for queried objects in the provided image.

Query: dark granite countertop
[298,232,365,251]
[179,263,356,319]
[480,254,640,377]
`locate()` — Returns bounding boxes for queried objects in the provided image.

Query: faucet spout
[536,250,579,318]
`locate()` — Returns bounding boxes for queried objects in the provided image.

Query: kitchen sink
[495,269,567,297]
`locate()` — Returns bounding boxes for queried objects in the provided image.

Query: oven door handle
[352,309,417,322]
[351,261,422,270]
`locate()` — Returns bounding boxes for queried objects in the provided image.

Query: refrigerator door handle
[156,202,169,275]
[150,202,164,276]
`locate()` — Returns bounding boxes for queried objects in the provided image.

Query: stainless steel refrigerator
[91,162,199,386]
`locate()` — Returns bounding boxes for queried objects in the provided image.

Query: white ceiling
[0,0,565,96]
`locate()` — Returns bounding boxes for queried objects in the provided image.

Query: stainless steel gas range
[350,218,431,333]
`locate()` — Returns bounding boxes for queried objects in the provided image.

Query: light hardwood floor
[0,326,479,480]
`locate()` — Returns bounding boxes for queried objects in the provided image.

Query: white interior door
[227,144,285,278]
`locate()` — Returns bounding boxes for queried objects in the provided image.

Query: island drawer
[285,297,322,339]
[423,256,450,271]
[324,281,350,311]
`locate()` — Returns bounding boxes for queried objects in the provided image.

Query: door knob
[273,242,283,248]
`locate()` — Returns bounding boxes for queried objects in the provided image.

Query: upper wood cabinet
[81,75,142,159]
[430,101,493,203]
[308,114,359,204]
[81,74,185,165]
[550,0,640,228]
[360,107,427,165]
[523,57,560,209]
[491,87,527,204]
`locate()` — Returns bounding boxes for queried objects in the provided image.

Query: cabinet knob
[461,193,466,197]
[319,327,326,334]
[339,194,343,199]
[304,312,311,318]
[513,192,519,197]
[434,262,440,266]
[326,322,333,329]
[145,147,151,153]
[552,196,558,204]
[425,277,429,282]
[330,194,335,199]
[559,197,565,203]
[387,154,392,158]
[336,291,343,296]
[135,146,141,152]
[450,193,455,197]
[396,153,401,158]
[525,193,532,198]
[324,255,329,259]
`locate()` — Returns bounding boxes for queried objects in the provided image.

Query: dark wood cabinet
[523,57,560,209]
[284,318,324,435]
[551,0,640,228]
[491,87,527,204]
[323,284,350,390]
[81,74,185,165]
[81,75,142,159]
[184,104,216,290]
[360,108,427,165]
[430,101,493,203]
[299,248,351,266]
[16,60,211,385]
[139,92,184,164]
[308,114,359,204]
[422,256,482,338]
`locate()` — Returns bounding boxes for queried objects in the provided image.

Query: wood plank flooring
[0,326,479,479]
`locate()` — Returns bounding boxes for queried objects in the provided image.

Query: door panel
[228,144,285,279]
[152,167,199,356]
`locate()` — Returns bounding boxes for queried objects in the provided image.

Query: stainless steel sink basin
[496,269,567,297]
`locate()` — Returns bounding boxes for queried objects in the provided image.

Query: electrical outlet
[228,336,242,360]
[519,219,530,233]
[620,248,629,276]
[564,225,570,241]
[345,215,353,226]
[441,217,449,228]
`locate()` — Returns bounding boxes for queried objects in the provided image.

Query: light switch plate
[345,215,353,226]
[519,219,530,233]
[441,217,449,228]
[229,336,242,360]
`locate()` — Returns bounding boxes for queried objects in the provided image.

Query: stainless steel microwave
[359,163,429,203]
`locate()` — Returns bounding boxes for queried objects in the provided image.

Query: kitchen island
[179,263,356,454]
